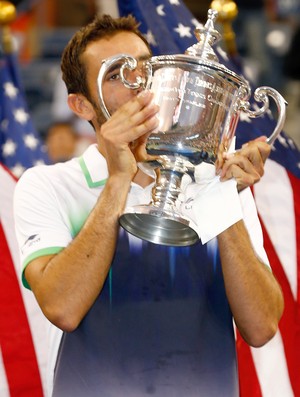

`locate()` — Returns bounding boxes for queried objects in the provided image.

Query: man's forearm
[217,220,284,347]
[26,175,131,331]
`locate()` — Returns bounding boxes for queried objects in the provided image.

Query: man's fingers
[117,90,157,122]
[220,163,260,191]
[240,138,271,164]
[221,138,270,177]
[221,153,262,179]
[220,161,261,182]
[216,136,272,191]
[106,91,159,142]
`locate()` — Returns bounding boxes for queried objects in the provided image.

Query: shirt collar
[78,144,108,188]
[78,143,155,192]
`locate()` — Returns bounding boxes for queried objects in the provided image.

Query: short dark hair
[61,14,151,100]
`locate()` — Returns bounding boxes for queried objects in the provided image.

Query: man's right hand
[98,90,159,183]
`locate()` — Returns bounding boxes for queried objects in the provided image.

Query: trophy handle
[238,86,288,145]
[97,54,150,120]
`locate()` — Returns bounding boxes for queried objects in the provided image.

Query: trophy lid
[148,8,249,91]
[185,9,221,62]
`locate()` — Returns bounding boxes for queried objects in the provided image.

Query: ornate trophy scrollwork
[97,9,287,247]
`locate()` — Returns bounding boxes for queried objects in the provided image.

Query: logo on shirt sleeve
[21,234,41,254]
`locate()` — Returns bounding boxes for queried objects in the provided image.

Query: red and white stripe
[237,158,300,396]
[0,164,48,397]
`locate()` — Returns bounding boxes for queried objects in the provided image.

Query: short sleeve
[14,166,73,288]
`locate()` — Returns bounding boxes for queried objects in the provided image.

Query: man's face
[46,124,77,163]
[82,32,151,127]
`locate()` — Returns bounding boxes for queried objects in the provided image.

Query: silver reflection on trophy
[97,9,287,247]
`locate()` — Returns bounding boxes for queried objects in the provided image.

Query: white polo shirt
[14,143,269,397]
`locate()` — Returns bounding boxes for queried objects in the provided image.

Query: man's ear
[67,94,94,121]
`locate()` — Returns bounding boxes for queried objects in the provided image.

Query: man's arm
[217,137,283,346]
[24,91,159,332]
[218,220,284,347]
[25,175,130,332]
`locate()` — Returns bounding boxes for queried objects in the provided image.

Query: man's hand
[98,90,159,182]
[216,136,271,191]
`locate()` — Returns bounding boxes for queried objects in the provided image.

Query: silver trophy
[97,9,287,247]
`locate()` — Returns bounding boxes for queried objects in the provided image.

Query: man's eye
[108,73,120,81]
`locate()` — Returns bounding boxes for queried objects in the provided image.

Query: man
[45,121,79,163]
[14,15,283,397]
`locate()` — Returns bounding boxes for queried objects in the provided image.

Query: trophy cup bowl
[97,9,287,247]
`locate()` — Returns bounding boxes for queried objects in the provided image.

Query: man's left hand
[216,136,271,192]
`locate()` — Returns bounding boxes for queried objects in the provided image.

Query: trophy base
[119,205,199,247]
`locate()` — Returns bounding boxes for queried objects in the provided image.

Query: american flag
[117,0,300,396]
[0,52,49,395]
[0,52,49,178]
